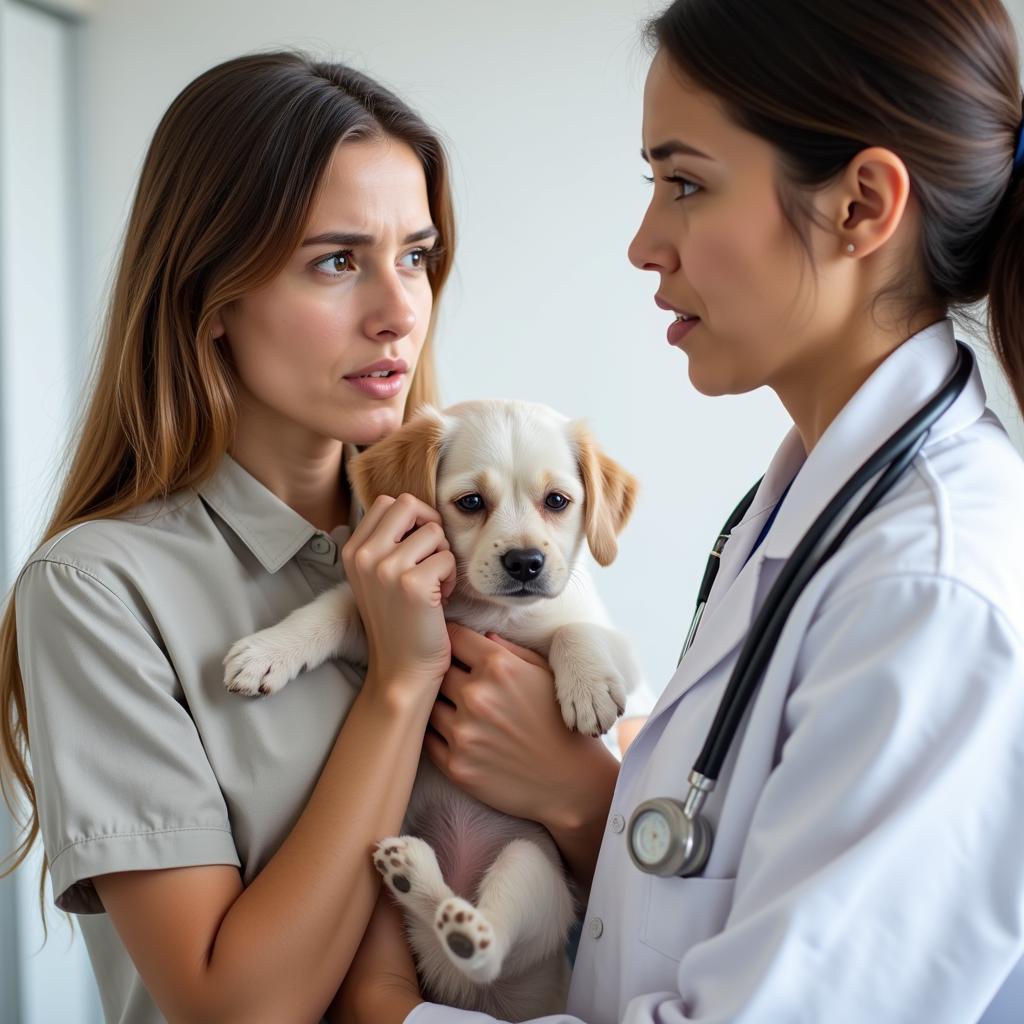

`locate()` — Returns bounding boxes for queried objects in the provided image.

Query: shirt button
[310,536,331,555]
[609,813,625,834]
[589,916,604,940]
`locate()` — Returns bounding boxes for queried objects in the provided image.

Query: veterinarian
[337,1,1024,1021]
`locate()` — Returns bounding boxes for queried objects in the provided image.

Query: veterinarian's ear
[571,421,639,566]
[347,406,446,509]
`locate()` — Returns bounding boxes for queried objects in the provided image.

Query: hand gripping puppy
[224,400,641,1019]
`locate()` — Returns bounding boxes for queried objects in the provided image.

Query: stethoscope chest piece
[627,796,713,877]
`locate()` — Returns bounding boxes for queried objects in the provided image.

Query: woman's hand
[342,493,457,693]
[425,624,620,886]
[330,893,422,1024]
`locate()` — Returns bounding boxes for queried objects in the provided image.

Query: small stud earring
[846,242,856,254]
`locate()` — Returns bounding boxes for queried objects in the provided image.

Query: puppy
[224,400,641,1019]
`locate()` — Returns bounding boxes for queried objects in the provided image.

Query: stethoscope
[627,342,975,878]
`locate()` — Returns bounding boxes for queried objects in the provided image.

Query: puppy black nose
[501,548,545,582]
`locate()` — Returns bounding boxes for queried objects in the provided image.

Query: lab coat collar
[638,319,985,728]
[197,447,360,573]
[758,317,985,562]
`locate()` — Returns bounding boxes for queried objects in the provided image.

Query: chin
[337,404,407,446]
[686,359,735,397]
[686,348,759,398]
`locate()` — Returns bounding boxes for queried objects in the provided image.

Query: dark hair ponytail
[647,0,1024,417]
[989,143,1024,414]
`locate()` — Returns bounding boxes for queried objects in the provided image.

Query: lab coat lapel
[644,426,806,723]
[646,515,777,722]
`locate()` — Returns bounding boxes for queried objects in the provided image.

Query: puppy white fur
[223,400,641,1019]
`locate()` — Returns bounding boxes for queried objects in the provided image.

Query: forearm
[201,673,433,1023]
[327,979,422,1024]
[541,740,619,891]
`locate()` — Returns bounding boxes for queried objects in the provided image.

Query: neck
[774,308,945,452]
[230,394,351,533]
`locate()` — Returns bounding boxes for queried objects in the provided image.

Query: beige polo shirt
[15,452,364,1024]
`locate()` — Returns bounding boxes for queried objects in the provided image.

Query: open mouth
[343,369,406,399]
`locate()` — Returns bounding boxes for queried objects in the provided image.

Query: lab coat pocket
[640,874,736,963]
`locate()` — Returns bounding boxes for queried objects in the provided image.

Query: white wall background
[4,1,1024,1022]
[1,3,102,1022]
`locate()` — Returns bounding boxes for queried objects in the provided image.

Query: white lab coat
[408,319,1024,1024]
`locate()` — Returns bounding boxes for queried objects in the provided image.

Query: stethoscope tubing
[692,342,975,782]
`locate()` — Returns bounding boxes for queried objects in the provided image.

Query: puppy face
[347,400,637,607]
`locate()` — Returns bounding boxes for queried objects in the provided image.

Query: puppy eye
[544,493,570,511]
[455,493,485,513]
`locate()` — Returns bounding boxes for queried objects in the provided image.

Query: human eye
[666,174,701,200]
[400,247,429,270]
[313,250,354,277]
[401,244,444,272]
[642,172,701,201]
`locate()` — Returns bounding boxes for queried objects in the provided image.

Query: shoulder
[16,490,206,624]
[26,489,203,567]
[825,409,1024,633]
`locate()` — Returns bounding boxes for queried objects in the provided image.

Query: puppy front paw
[556,668,626,736]
[549,624,632,736]
[222,627,309,697]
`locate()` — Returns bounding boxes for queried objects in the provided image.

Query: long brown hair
[0,52,456,909]
[648,0,1024,415]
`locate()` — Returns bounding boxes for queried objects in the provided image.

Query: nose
[362,273,419,342]
[501,548,545,583]
[627,201,679,273]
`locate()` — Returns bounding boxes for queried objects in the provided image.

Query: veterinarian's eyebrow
[641,140,713,163]
[301,226,440,247]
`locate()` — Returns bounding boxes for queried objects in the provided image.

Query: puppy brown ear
[571,421,639,567]
[347,407,446,510]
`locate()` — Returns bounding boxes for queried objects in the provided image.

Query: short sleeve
[16,558,240,914]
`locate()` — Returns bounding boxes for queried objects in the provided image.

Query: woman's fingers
[376,521,449,578]
[484,631,550,669]
[378,549,455,608]
[444,623,549,683]
[345,493,397,547]
[428,697,456,742]
[446,621,496,665]
[346,492,440,554]
[422,727,450,775]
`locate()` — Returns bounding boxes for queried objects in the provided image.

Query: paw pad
[434,896,502,982]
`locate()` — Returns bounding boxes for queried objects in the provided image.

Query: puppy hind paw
[434,897,504,984]
[373,835,446,911]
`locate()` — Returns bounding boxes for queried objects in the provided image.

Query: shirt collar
[196,446,360,573]
[746,317,987,561]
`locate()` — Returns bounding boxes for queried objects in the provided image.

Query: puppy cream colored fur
[224,400,641,1019]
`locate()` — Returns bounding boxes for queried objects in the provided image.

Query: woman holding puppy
[0,53,538,1024]
[0,48,641,1024]
[341,0,1024,1021]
